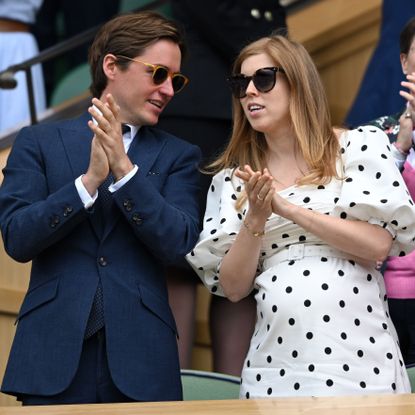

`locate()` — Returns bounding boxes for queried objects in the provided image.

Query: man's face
[107,39,182,126]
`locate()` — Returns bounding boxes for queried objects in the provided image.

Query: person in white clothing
[187,34,415,398]
[0,0,46,134]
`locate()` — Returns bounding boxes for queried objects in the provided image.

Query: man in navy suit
[0,11,200,405]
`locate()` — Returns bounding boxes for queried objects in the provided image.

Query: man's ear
[103,54,118,80]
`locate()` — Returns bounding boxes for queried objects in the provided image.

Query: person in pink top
[369,16,415,365]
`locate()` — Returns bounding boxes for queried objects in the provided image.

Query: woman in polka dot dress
[187,34,415,398]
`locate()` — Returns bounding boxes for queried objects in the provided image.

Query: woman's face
[401,36,415,75]
[239,53,291,135]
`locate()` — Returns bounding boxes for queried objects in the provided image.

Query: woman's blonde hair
[208,35,339,187]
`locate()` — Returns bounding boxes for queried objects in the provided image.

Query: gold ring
[257,194,264,201]
[405,112,412,119]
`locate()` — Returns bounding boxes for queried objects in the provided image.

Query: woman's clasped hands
[235,165,294,224]
[235,165,274,217]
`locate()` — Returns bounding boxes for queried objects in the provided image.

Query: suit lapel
[102,126,166,240]
[60,113,93,178]
[128,126,165,176]
[59,113,103,239]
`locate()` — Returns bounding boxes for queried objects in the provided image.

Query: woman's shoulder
[336,125,393,167]
[338,125,389,144]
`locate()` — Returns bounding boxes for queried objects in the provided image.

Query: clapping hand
[235,165,295,220]
[87,94,134,183]
[235,165,275,220]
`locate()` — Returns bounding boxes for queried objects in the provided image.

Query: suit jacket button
[251,8,261,19]
[123,199,133,212]
[63,206,73,216]
[98,257,107,266]
[132,213,142,225]
[50,216,60,227]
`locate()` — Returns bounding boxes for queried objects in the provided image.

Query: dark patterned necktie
[98,173,115,220]
[84,176,112,339]
[84,124,130,339]
[84,280,105,339]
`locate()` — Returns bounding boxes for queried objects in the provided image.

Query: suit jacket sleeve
[0,126,88,263]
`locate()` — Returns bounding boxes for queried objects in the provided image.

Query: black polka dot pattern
[187,127,415,398]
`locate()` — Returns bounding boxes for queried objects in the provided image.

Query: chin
[141,114,159,126]
[148,117,159,126]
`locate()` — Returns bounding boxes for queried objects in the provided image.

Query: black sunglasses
[117,55,189,94]
[227,67,285,99]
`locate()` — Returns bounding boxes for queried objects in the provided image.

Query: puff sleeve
[334,126,415,257]
[186,168,245,296]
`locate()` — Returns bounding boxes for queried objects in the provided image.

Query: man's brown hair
[88,11,186,97]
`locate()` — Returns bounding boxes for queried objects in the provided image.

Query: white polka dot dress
[187,126,415,397]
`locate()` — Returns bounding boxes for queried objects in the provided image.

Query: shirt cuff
[108,165,139,192]
[75,175,98,209]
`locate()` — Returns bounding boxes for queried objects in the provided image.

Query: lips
[247,103,264,112]
[148,99,163,109]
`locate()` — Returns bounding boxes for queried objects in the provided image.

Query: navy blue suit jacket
[0,113,201,400]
